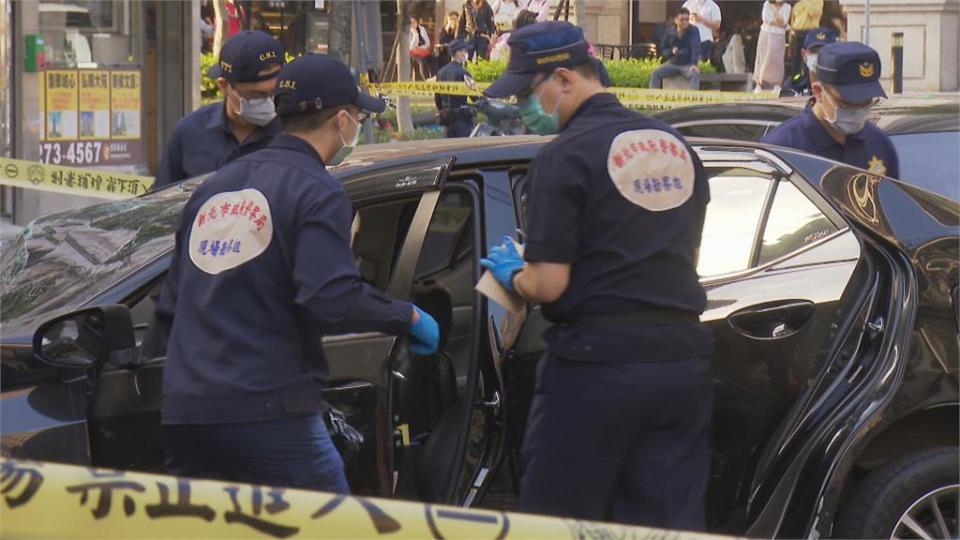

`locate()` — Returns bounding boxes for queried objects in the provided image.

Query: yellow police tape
[371,81,769,108]
[0,157,154,200]
[0,459,736,539]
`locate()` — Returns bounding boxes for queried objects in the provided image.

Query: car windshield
[0,189,188,337]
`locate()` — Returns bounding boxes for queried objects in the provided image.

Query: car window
[698,170,773,277]
[757,181,838,266]
[416,190,474,279]
[351,197,421,291]
[890,131,960,201]
[675,122,775,142]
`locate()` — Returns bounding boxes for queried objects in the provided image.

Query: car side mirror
[33,305,136,370]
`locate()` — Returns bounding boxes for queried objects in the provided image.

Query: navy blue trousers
[519,352,713,530]
[164,413,349,493]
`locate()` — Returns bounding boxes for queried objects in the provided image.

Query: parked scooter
[464,76,526,137]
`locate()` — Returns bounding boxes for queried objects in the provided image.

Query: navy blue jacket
[154,102,281,189]
[761,103,900,179]
[157,134,412,424]
[523,93,713,361]
[660,26,701,66]
[435,62,472,110]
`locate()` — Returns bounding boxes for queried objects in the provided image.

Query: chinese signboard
[39,66,144,168]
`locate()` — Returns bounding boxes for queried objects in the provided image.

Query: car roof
[330,135,545,174]
[653,95,960,134]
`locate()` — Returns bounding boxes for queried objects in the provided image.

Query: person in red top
[225,0,245,37]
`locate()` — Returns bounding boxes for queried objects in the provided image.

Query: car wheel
[836,447,959,539]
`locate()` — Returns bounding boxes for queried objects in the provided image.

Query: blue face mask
[518,76,563,136]
[518,94,559,135]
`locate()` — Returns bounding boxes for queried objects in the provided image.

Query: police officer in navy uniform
[780,28,837,97]
[763,42,900,178]
[435,39,476,138]
[154,31,284,190]
[480,21,714,529]
[155,54,440,492]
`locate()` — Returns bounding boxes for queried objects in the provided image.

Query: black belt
[560,309,700,328]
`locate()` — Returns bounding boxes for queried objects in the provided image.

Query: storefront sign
[44,70,79,141]
[38,66,144,168]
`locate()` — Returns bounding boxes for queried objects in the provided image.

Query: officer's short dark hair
[515,10,538,29]
[280,107,345,134]
[677,7,690,17]
[571,59,598,81]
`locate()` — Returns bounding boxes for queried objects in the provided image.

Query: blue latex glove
[480,235,524,291]
[409,306,440,355]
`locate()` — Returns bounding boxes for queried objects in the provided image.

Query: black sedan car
[2,135,957,539]
[654,96,960,202]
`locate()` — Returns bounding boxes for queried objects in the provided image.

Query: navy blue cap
[273,54,385,117]
[447,39,470,56]
[815,42,887,102]
[207,30,285,82]
[485,21,591,98]
[803,27,837,50]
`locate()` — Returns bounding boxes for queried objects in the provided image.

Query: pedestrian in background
[493,0,522,34]
[435,39,475,138]
[682,0,721,61]
[409,15,433,81]
[754,0,791,93]
[522,0,550,21]
[650,8,701,90]
[458,0,496,60]
[438,11,460,69]
[490,8,537,60]
[788,0,824,80]
[781,27,836,97]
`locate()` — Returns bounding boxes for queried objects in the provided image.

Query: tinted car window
[416,191,474,279]
[675,122,775,142]
[757,181,837,266]
[698,170,773,277]
[890,131,960,201]
[351,197,420,290]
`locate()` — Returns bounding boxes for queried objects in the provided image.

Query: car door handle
[727,300,815,340]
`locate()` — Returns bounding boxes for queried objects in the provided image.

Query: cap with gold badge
[815,41,887,102]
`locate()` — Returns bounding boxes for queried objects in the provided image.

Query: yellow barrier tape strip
[0,157,154,199]
[0,459,737,539]
[371,81,772,107]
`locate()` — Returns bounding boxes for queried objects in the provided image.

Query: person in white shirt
[409,16,433,81]
[523,0,551,22]
[682,0,721,62]
[754,0,791,92]
[493,0,522,33]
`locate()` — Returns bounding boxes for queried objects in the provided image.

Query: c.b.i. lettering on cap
[279,80,297,90]
[259,51,278,62]
[536,52,570,65]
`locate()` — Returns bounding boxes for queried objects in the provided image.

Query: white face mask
[805,53,818,72]
[822,89,872,135]
[329,113,360,166]
[234,91,276,127]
